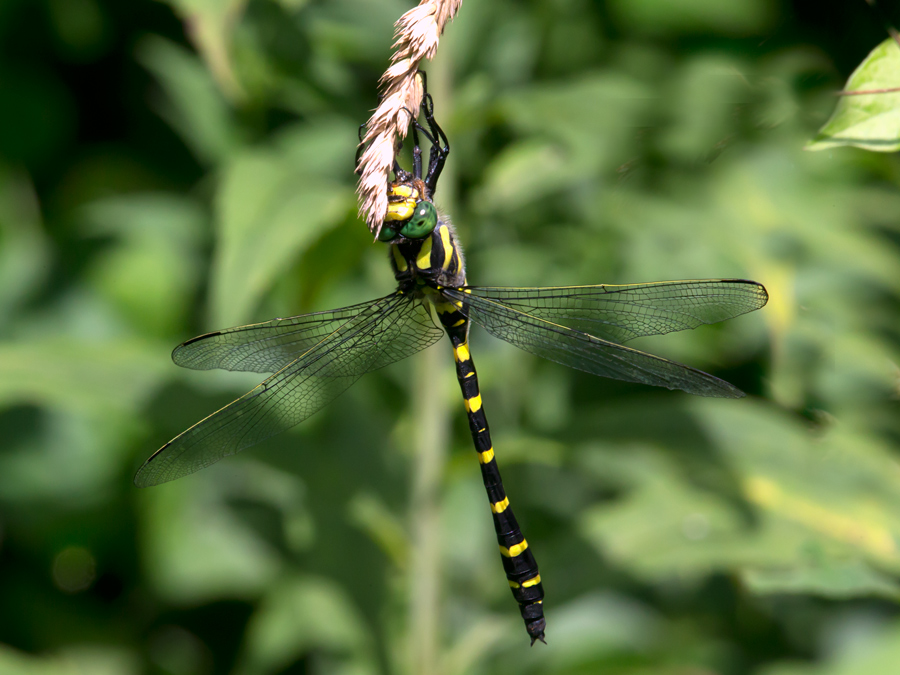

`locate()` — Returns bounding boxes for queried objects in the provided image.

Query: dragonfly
[136,81,768,646]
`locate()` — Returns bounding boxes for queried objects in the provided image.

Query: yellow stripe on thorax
[499,539,528,557]
[440,225,453,270]
[391,245,407,272]
[416,237,433,269]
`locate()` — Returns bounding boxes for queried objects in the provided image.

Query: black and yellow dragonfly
[136,88,768,645]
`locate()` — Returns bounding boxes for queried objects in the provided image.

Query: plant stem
[409,342,449,675]
[408,52,455,675]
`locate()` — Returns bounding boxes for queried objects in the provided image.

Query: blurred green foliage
[2,0,900,674]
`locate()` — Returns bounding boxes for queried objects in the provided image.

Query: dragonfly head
[373,74,449,243]
[378,181,438,242]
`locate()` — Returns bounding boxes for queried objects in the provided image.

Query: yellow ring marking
[522,574,541,588]
[464,394,482,413]
[491,496,509,513]
[478,448,494,464]
[434,300,455,315]
[454,342,470,362]
[499,539,528,558]
[509,580,520,589]
[465,372,475,378]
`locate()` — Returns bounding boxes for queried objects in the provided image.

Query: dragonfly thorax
[389,216,466,291]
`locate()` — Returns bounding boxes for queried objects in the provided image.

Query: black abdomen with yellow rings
[437,298,546,644]
[389,210,546,642]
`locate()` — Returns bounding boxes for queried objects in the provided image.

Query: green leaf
[743,559,900,600]
[156,0,248,101]
[0,339,167,415]
[80,193,206,336]
[807,38,900,152]
[577,399,900,599]
[0,644,138,675]
[209,121,356,326]
[136,35,242,164]
[608,0,776,36]
[0,167,49,323]
[347,492,410,569]
[139,463,290,602]
[235,574,376,675]
[762,620,900,675]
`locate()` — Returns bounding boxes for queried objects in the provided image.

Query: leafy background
[1,0,900,674]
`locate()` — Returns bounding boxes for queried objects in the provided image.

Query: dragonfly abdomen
[438,302,547,645]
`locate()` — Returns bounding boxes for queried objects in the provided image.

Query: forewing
[173,296,405,373]
[442,288,745,398]
[135,293,442,487]
[461,280,767,343]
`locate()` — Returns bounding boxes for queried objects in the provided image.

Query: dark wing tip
[720,278,769,310]
[133,441,176,488]
[171,331,226,369]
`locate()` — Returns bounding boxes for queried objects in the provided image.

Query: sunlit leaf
[744,559,900,600]
[577,398,900,599]
[807,38,900,152]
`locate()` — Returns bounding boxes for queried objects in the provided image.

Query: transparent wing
[135,293,443,487]
[173,297,404,373]
[460,280,767,344]
[442,285,759,398]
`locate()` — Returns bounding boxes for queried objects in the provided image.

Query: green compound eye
[399,201,437,239]
[377,223,400,242]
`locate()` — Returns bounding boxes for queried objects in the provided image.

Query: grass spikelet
[357,0,462,238]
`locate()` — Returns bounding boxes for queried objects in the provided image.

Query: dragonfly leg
[420,91,450,199]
